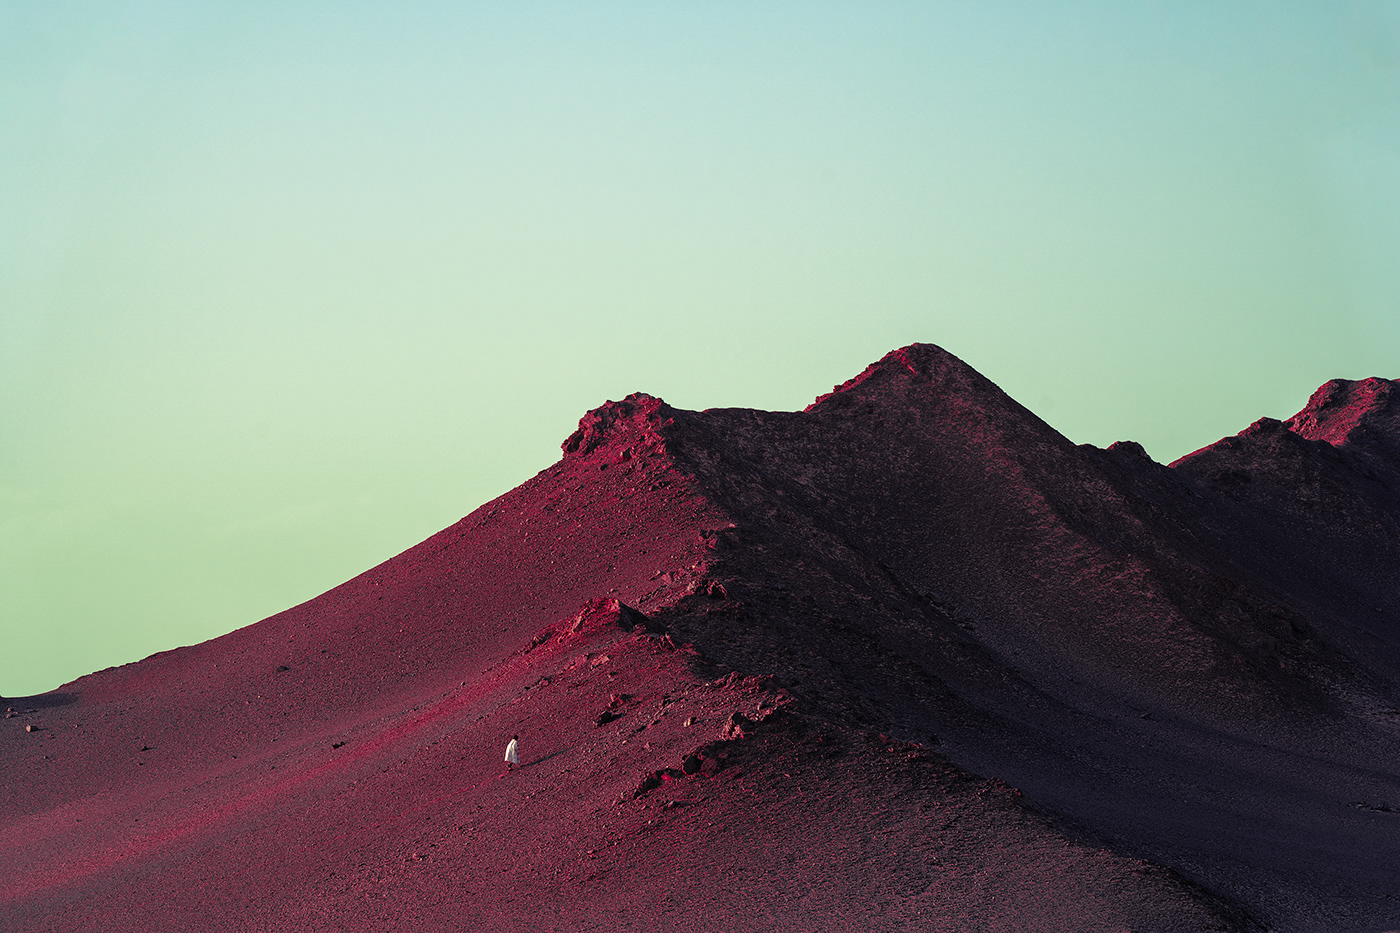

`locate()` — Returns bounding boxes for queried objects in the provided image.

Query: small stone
[722,712,755,739]
[25,724,37,733]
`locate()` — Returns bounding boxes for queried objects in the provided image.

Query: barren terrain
[5,345,1399,932]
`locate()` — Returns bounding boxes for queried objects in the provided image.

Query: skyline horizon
[5,3,1399,696]
[5,348,1389,698]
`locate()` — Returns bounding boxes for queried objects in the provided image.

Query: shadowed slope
[621,346,1400,932]
[670,345,1322,725]
[1171,377,1400,680]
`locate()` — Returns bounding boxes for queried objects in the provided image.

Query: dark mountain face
[1171,377,1400,684]
[4,344,1398,933]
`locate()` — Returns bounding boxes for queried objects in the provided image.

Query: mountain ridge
[4,344,1398,932]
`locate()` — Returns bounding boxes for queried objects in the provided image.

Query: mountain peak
[561,392,674,458]
[805,343,994,412]
[1284,376,1400,451]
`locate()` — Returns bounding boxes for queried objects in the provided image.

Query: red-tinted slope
[3,396,727,819]
[5,346,1399,932]
[1286,376,1400,454]
[1,602,1239,933]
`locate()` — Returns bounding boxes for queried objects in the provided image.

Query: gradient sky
[3,2,1398,697]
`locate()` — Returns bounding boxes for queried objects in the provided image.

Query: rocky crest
[806,342,996,411]
[561,392,675,458]
[1286,376,1400,459]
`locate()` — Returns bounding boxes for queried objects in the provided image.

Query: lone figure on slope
[504,735,519,772]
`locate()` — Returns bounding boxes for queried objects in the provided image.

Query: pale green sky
[3,2,1398,696]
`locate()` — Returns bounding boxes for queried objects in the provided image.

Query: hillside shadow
[4,691,78,710]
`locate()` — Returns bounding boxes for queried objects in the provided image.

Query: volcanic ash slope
[4,344,1399,933]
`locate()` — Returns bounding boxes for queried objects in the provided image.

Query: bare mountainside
[4,344,1399,933]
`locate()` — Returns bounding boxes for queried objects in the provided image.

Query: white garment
[504,739,519,765]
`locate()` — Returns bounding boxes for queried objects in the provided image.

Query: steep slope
[4,346,1398,932]
[1171,377,1400,671]
[641,347,1400,932]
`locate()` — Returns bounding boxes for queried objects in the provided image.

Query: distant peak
[1285,377,1400,449]
[1105,440,1152,460]
[806,344,989,411]
[562,392,674,457]
[1240,417,1287,438]
[1172,376,1400,470]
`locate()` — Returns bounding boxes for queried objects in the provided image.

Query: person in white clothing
[504,735,519,771]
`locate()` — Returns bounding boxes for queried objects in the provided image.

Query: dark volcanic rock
[3,344,1397,933]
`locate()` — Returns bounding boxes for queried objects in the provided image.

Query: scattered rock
[632,767,685,798]
[722,712,756,739]
[276,665,291,673]
[521,626,559,653]
[562,598,649,641]
[1354,801,1398,814]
